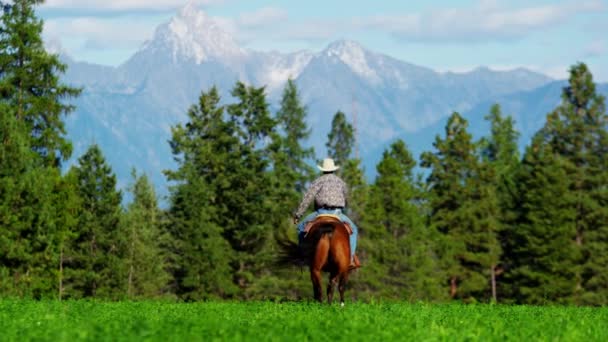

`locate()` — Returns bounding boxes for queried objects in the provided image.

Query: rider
[293,158,360,268]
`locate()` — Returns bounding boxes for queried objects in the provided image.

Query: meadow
[1,300,606,341]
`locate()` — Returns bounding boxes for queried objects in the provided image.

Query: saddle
[303,214,353,238]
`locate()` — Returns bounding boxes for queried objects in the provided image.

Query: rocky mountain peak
[140,2,246,64]
[322,39,379,82]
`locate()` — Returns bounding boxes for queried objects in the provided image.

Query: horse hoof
[340,302,345,307]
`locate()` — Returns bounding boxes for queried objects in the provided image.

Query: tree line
[1,1,607,304]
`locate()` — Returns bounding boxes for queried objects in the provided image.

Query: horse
[277,214,353,305]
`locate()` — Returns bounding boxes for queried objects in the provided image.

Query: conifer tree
[0,63,54,299]
[122,170,170,298]
[0,102,31,294]
[52,169,81,300]
[0,0,79,298]
[479,104,520,301]
[359,140,444,300]
[165,83,283,298]
[66,144,123,299]
[548,63,608,305]
[272,79,315,208]
[421,113,501,301]
[225,82,278,296]
[513,63,608,304]
[480,104,520,210]
[0,0,80,167]
[255,79,315,299]
[0,162,60,297]
[326,110,354,166]
[165,86,236,299]
[507,135,578,304]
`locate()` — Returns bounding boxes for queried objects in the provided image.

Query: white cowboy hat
[318,158,340,172]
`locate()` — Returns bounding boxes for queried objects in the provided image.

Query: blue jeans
[297,208,358,258]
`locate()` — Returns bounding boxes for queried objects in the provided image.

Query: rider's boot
[349,253,361,270]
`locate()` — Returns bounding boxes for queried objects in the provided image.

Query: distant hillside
[61,5,560,199]
[370,81,608,180]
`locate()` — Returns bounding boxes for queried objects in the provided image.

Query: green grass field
[1,300,607,341]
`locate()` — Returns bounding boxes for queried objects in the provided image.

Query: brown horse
[301,214,352,304]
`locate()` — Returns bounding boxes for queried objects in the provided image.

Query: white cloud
[44,17,155,49]
[227,9,338,44]
[41,4,293,63]
[535,65,570,80]
[355,0,605,43]
[43,0,224,12]
[215,0,606,45]
[237,7,288,29]
[280,22,336,41]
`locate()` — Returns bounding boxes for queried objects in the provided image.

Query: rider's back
[310,173,347,209]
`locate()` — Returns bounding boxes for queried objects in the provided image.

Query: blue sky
[39,0,608,81]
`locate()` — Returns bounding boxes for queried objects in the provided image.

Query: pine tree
[421,113,501,301]
[272,78,315,209]
[513,63,608,304]
[549,63,608,305]
[167,177,235,299]
[0,0,79,298]
[253,79,315,299]
[0,0,80,167]
[359,140,444,301]
[122,169,170,299]
[66,144,123,299]
[0,164,60,297]
[165,86,237,299]
[0,94,68,298]
[225,81,279,297]
[326,110,354,166]
[52,169,81,300]
[480,104,520,210]
[0,102,31,295]
[479,104,520,301]
[508,135,578,304]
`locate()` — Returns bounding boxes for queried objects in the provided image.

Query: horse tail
[274,231,305,268]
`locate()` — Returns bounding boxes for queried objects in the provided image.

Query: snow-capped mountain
[323,40,382,84]
[61,4,569,200]
[142,2,247,65]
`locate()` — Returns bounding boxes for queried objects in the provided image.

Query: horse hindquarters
[311,234,330,302]
[328,226,351,305]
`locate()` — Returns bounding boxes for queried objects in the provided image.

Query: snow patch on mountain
[324,40,380,83]
[62,4,559,203]
[257,51,314,91]
[141,2,246,64]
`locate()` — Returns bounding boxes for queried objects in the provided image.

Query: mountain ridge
[60,5,577,200]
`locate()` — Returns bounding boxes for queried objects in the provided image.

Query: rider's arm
[294,179,321,219]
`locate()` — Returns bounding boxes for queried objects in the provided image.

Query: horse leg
[328,224,350,306]
[311,235,329,303]
[327,272,339,305]
[338,271,349,306]
[310,268,323,302]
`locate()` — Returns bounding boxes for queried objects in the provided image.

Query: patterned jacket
[294,173,348,219]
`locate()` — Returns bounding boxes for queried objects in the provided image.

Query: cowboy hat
[318,158,340,172]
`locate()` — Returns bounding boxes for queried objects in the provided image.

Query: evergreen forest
[2,0,608,305]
